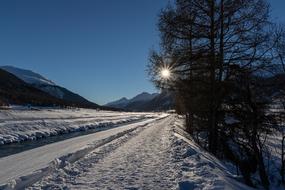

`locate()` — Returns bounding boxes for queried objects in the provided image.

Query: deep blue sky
[0,0,284,105]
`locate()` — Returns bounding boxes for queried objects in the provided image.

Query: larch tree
[148,0,285,188]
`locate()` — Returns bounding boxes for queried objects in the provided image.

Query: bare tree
[148,0,285,188]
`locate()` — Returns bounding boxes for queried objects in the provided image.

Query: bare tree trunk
[248,83,269,189]
[208,0,218,155]
[281,135,285,184]
[281,105,285,184]
[219,0,224,82]
[256,148,269,189]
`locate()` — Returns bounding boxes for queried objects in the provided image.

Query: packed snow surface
[0,115,166,188]
[0,112,252,190]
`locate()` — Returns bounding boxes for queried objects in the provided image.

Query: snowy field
[0,110,253,189]
[0,108,161,144]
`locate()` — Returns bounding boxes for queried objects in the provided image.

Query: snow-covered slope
[35,84,65,99]
[0,68,63,106]
[1,66,100,108]
[0,66,55,86]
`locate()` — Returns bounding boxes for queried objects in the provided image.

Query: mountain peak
[129,92,158,103]
[138,92,150,95]
[105,97,130,107]
[0,65,100,109]
[0,65,56,86]
[105,91,173,111]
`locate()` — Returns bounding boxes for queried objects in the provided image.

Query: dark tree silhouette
[148,0,285,188]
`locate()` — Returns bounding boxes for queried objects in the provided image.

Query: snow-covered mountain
[105,97,129,108]
[0,68,62,106]
[129,92,158,103]
[1,66,100,108]
[105,91,173,111]
[0,66,55,86]
[106,92,159,109]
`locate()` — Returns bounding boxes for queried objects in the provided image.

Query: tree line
[148,0,285,188]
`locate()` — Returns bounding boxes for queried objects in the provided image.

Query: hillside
[1,66,100,109]
[0,69,63,106]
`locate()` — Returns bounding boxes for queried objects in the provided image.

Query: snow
[105,97,129,107]
[0,114,252,189]
[0,66,55,86]
[0,108,161,144]
[263,131,285,189]
[105,92,159,107]
[0,116,166,189]
[38,85,65,99]
[225,115,240,125]
[173,119,252,190]
[128,92,158,103]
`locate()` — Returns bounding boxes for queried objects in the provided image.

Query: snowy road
[0,116,166,188]
[1,114,251,190]
[31,116,177,189]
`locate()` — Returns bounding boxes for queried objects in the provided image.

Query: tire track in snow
[0,116,168,189]
[30,116,178,190]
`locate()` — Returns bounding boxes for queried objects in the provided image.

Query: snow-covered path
[30,116,178,190]
[73,116,178,189]
[27,115,252,190]
[0,116,165,188]
[1,114,251,190]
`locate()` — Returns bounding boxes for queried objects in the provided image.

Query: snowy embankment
[173,119,252,190]
[1,114,252,190]
[264,132,284,188]
[0,108,161,144]
[0,116,167,189]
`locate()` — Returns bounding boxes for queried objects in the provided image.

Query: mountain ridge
[0,68,64,106]
[105,91,174,111]
[0,66,100,109]
[1,66,55,86]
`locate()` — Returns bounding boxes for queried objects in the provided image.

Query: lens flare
[161,68,171,79]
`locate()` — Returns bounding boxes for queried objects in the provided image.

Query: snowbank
[0,108,161,144]
[172,119,252,190]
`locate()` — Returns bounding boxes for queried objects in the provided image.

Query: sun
[161,68,171,79]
